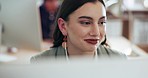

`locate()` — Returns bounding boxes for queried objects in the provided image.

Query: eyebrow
[78,16,106,20]
[78,16,93,20]
[99,16,106,20]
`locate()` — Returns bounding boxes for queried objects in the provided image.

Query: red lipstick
[84,39,99,45]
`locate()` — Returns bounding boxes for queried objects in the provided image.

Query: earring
[62,36,68,60]
[62,36,67,48]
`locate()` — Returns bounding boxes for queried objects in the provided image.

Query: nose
[89,23,101,37]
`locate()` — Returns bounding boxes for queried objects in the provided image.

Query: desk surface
[108,36,148,58]
[0,41,52,64]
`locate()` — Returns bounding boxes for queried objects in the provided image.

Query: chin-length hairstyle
[52,0,107,47]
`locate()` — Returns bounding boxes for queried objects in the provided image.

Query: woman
[31,0,126,63]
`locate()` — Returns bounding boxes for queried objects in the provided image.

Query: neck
[67,43,96,58]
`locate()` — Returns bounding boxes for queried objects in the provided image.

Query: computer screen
[1,59,148,78]
[0,0,42,51]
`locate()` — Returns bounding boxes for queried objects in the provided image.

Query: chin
[84,46,97,52]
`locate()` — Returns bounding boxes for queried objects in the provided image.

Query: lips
[84,39,99,45]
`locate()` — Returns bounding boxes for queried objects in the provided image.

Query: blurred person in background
[31,0,126,63]
[40,0,59,42]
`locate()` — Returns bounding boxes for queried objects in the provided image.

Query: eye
[80,21,92,25]
[98,21,106,26]
[101,22,106,24]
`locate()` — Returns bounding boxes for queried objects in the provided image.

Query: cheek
[104,26,106,32]
[101,26,106,35]
[67,24,89,39]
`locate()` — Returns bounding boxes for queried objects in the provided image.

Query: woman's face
[60,1,106,52]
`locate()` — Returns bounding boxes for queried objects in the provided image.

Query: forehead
[69,1,106,20]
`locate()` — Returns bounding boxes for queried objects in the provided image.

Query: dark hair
[52,0,106,47]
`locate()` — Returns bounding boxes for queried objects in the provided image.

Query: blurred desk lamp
[144,0,148,8]
[105,0,123,17]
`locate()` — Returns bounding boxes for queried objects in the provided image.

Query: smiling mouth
[84,39,99,45]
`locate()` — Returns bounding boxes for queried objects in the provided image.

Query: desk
[0,41,52,64]
[108,36,148,59]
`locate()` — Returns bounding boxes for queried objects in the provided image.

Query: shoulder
[30,47,58,64]
[30,46,66,63]
[98,45,127,59]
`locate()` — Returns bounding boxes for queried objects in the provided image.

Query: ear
[58,18,68,36]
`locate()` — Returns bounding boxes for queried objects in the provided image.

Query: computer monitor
[0,59,148,78]
[0,0,42,51]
